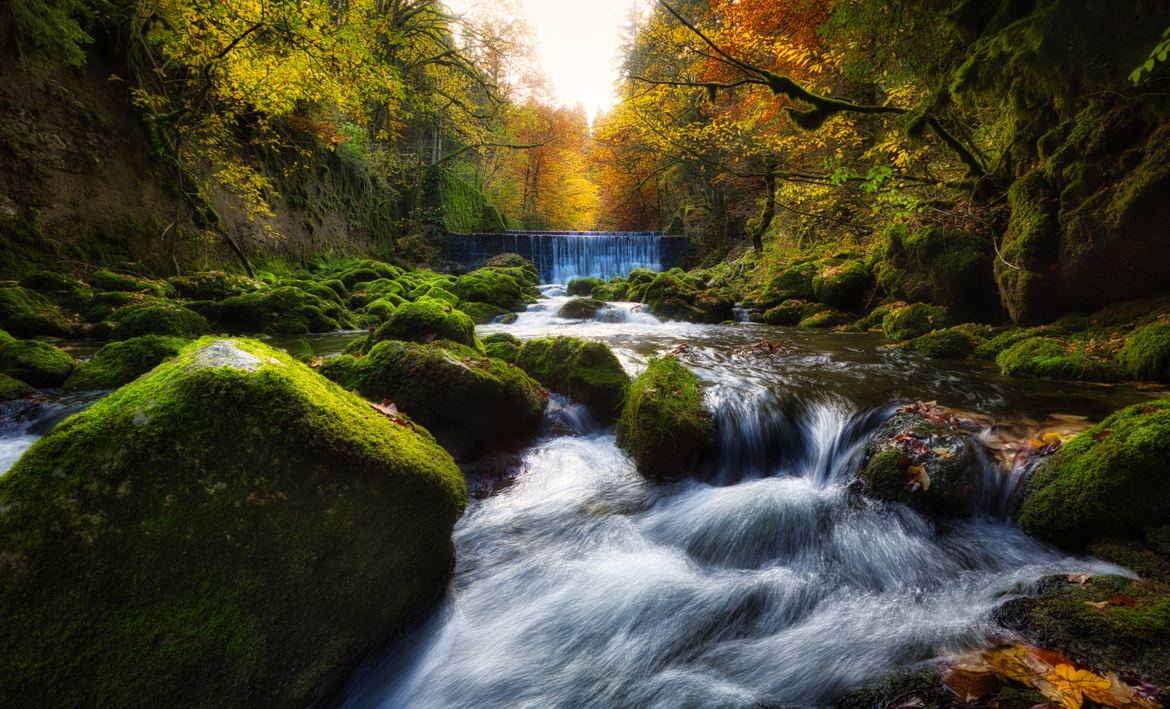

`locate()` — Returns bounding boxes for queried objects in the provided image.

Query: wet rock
[107,301,211,340]
[556,297,608,320]
[567,277,604,297]
[616,355,716,479]
[0,336,74,387]
[881,302,948,341]
[0,286,72,337]
[0,338,466,707]
[858,403,988,517]
[515,336,629,420]
[369,298,478,350]
[64,335,187,390]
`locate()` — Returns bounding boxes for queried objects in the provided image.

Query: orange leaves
[944,645,1162,709]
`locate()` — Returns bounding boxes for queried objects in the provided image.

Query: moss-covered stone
[322,340,546,457]
[89,269,167,296]
[19,271,92,310]
[812,259,873,312]
[108,301,211,340]
[0,338,466,707]
[453,268,531,311]
[370,298,478,350]
[334,260,401,289]
[759,262,816,307]
[412,285,459,307]
[567,277,604,296]
[216,286,352,335]
[877,224,1000,322]
[858,408,984,518]
[895,324,993,359]
[761,299,811,326]
[616,356,716,479]
[0,338,75,387]
[972,326,1063,360]
[515,337,630,420]
[995,336,1121,382]
[1018,400,1170,548]
[64,336,187,390]
[836,668,959,709]
[996,170,1064,324]
[799,307,851,329]
[167,272,261,301]
[483,253,539,285]
[557,297,608,320]
[1118,322,1170,382]
[882,302,949,341]
[0,286,72,337]
[362,299,399,326]
[0,373,35,400]
[458,301,510,325]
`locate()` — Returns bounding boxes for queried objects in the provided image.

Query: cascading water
[448,231,674,283]
[337,294,1140,709]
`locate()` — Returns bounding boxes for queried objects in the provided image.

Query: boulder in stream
[616,355,716,479]
[556,297,609,320]
[515,336,630,420]
[0,338,467,707]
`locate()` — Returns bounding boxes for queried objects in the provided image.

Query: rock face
[0,339,467,707]
[515,337,630,420]
[322,339,547,458]
[616,356,716,479]
[858,404,986,517]
[1018,400,1170,548]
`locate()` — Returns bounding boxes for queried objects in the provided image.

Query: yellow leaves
[907,465,930,491]
[948,645,1162,709]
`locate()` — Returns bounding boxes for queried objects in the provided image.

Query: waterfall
[448,231,684,283]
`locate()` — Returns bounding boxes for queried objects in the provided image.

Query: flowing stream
[339,290,1148,708]
[0,288,1156,707]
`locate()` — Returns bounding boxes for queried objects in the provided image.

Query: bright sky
[447,0,651,119]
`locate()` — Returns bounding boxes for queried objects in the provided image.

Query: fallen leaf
[1044,663,1111,709]
[1092,430,1113,441]
[942,666,1001,704]
[932,446,954,459]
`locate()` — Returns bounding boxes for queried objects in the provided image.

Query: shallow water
[338,293,1147,708]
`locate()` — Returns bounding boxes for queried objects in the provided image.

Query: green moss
[64,336,187,390]
[1019,399,1170,548]
[413,285,459,307]
[0,338,466,706]
[323,340,546,457]
[1118,322,1170,382]
[0,338,75,387]
[167,272,261,301]
[567,277,604,296]
[370,298,478,350]
[335,261,400,289]
[557,298,607,320]
[799,308,851,329]
[761,299,810,326]
[89,270,167,296]
[759,262,816,307]
[0,286,72,337]
[615,356,716,479]
[458,301,509,325]
[896,329,978,359]
[973,325,1061,360]
[882,302,949,341]
[108,301,212,341]
[362,299,398,326]
[434,169,507,233]
[995,336,1121,381]
[812,259,873,312]
[19,271,93,310]
[216,287,352,335]
[876,224,999,322]
[836,668,956,709]
[0,373,36,400]
[342,335,368,356]
[996,170,1063,324]
[453,268,531,311]
[515,337,630,419]
[483,254,539,285]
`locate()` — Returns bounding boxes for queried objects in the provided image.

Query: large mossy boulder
[108,301,211,340]
[811,258,873,312]
[995,336,1121,382]
[515,337,630,420]
[453,267,531,311]
[1018,400,1170,548]
[483,253,540,285]
[167,271,262,301]
[1118,322,1170,382]
[370,298,477,350]
[0,286,71,337]
[557,297,608,320]
[567,277,604,296]
[0,373,35,400]
[858,405,985,518]
[881,302,948,341]
[0,338,74,387]
[758,262,816,308]
[616,356,716,479]
[64,335,187,390]
[215,286,353,335]
[0,339,467,707]
[877,224,1000,322]
[322,340,546,458]
[88,270,166,295]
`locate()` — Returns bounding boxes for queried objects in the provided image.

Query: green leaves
[1130,26,1170,84]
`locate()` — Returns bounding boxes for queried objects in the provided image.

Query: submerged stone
[0,338,466,706]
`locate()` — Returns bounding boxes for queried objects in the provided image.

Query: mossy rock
[19,271,92,310]
[996,170,1064,324]
[799,308,851,329]
[0,286,72,337]
[458,301,509,325]
[0,338,466,707]
[1119,322,1170,382]
[64,336,187,390]
[481,333,521,363]
[858,409,984,518]
[362,299,399,326]
[412,285,459,307]
[836,668,962,709]
[557,298,608,320]
[896,325,993,359]
[882,303,948,341]
[759,262,816,307]
[761,299,810,326]
[0,373,36,400]
[995,336,1121,382]
[515,337,630,420]
[334,261,401,289]
[1019,400,1170,548]
[453,268,530,311]
[591,281,628,301]
[108,301,212,341]
[877,224,1000,322]
[812,260,873,312]
[973,326,1063,360]
[483,253,539,285]
[216,287,352,335]
[370,298,478,350]
[322,340,546,458]
[616,356,716,479]
[89,270,167,296]
[0,339,75,387]
[167,272,261,301]
[567,277,604,296]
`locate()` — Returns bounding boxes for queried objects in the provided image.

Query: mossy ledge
[0,338,467,707]
[615,356,716,479]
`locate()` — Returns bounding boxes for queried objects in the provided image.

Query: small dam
[447,231,688,284]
